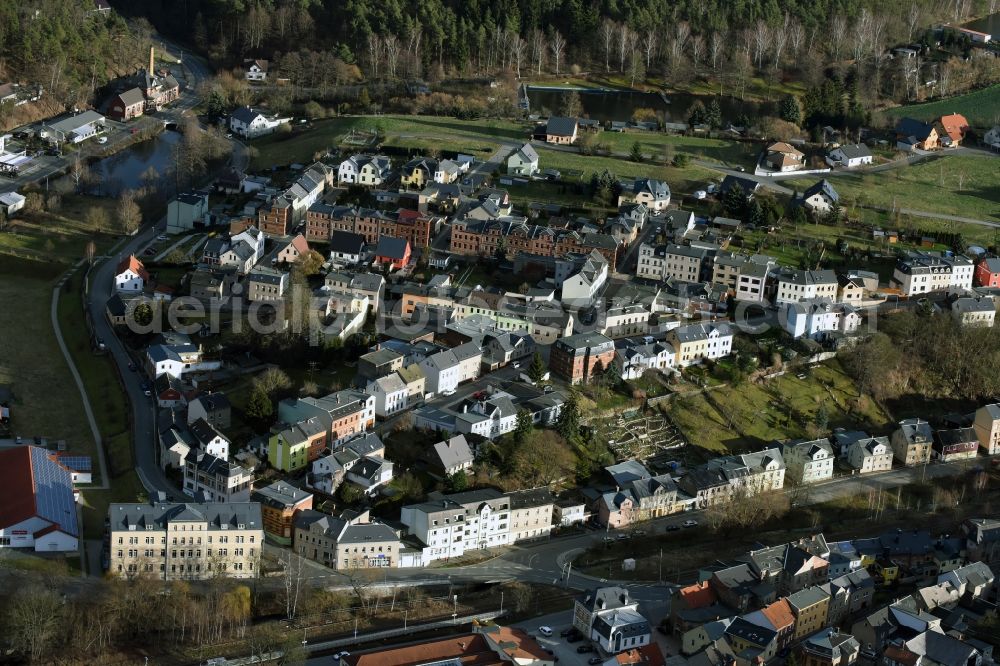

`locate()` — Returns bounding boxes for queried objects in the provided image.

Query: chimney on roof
[149,45,154,77]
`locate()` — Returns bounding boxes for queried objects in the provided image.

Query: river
[525,86,771,124]
[92,128,181,195]
[962,11,1000,37]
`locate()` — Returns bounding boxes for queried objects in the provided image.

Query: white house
[456,394,518,440]
[773,269,838,305]
[430,434,474,477]
[231,225,265,264]
[244,59,268,82]
[613,341,676,380]
[420,349,462,395]
[114,255,149,293]
[344,456,394,495]
[892,251,974,296]
[802,180,839,215]
[0,446,79,552]
[228,106,290,138]
[781,438,835,485]
[783,299,861,340]
[166,191,209,234]
[0,191,26,216]
[507,142,539,176]
[328,230,366,266]
[826,144,873,168]
[40,110,105,145]
[367,372,409,418]
[622,178,671,211]
[591,608,652,655]
[338,155,392,186]
[146,337,221,380]
[985,126,1000,150]
[433,159,464,184]
[561,250,608,308]
[189,417,231,461]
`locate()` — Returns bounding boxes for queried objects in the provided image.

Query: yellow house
[401,157,436,190]
[872,559,899,586]
[787,587,830,640]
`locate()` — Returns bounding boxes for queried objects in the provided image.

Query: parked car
[538,626,553,637]
[560,628,575,637]
[567,634,583,643]
[589,657,604,664]
[577,644,595,653]
[664,524,681,532]
[333,652,350,662]
[616,533,630,541]
[634,529,647,537]
[127,362,137,372]
[97,136,108,144]
[693,189,707,200]
[682,519,698,528]
[157,234,169,241]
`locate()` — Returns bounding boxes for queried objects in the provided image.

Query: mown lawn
[250,115,530,169]
[594,130,754,167]
[534,146,721,195]
[884,84,1000,128]
[788,154,1000,222]
[665,360,889,455]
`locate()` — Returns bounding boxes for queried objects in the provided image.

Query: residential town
[1,1,1000,664]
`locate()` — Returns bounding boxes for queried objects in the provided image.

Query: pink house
[598,490,636,528]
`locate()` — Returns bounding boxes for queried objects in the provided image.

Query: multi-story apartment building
[772,269,839,305]
[781,438,835,485]
[277,390,376,447]
[400,488,554,564]
[847,436,894,474]
[449,217,619,266]
[294,509,401,569]
[305,204,438,249]
[973,403,1000,455]
[549,332,616,384]
[636,243,709,282]
[787,587,831,640]
[107,500,263,580]
[182,451,252,503]
[267,417,327,473]
[934,427,979,462]
[892,251,974,296]
[507,488,555,544]
[890,418,934,466]
[251,481,313,543]
[667,322,733,367]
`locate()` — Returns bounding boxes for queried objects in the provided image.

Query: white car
[157,234,169,241]
[692,190,707,200]
[538,626,553,637]
[97,136,108,144]
[682,519,698,528]
[333,651,350,662]
[441,389,456,396]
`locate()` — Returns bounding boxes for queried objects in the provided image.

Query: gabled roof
[329,230,366,254]
[512,141,538,163]
[116,87,146,107]
[0,446,79,537]
[432,434,474,469]
[804,179,839,203]
[374,235,409,260]
[896,117,935,141]
[116,254,149,281]
[545,116,578,136]
[832,143,872,160]
[189,417,228,447]
[937,113,969,143]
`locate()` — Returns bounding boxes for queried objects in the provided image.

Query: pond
[962,12,1000,37]
[92,128,181,195]
[526,86,770,125]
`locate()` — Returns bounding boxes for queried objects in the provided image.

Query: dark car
[567,634,582,643]
[560,628,573,637]
[128,362,137,372]
[577,644,595,653]
[589,658,604,665]
[664,524,681,532]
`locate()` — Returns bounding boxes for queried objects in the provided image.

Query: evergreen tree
[723,182,747,216]
[687,100,708,127]
[779,95,801,126]
[513,409,533,444]
[245,386,273,422]
[448,471,469,492]
[630,141,644,162]
[556,393,581,442]
[706,98,723,129]
[528,351,546,383]
[814,403,830,430]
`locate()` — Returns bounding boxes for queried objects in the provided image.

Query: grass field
[788,154,1000,223]
[594,130,754,168]
[250,115,530,169]
[885,84,1000,128]
[535,146,720,195]
[0,195,122,480]
[665,360,889,456]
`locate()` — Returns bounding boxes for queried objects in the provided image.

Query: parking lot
[514,609,605,666]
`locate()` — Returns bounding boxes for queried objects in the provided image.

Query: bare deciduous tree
[709,31,724,71]
[117,190,141,235]
[549,30,566,75]
[689,34,705,72]
[642,28,658,71]
[511,35,527,78]
[600,19,617,72]
[751,20,770,70]
[383,34,400,79]
[830,15,848,61]
[530,29,546,75]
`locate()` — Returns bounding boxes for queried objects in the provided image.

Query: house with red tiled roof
[935,113,970,147]
[0,446,80,551]
[114,254,150,293]
[344,627,555,666]
[744,598,796,650]
[478,624,555,664]
[614,644,666,666]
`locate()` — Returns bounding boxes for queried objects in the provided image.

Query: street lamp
[453,594,458,625]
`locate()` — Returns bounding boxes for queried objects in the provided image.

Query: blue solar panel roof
[30,447,79,537]
[58,456,93,472]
